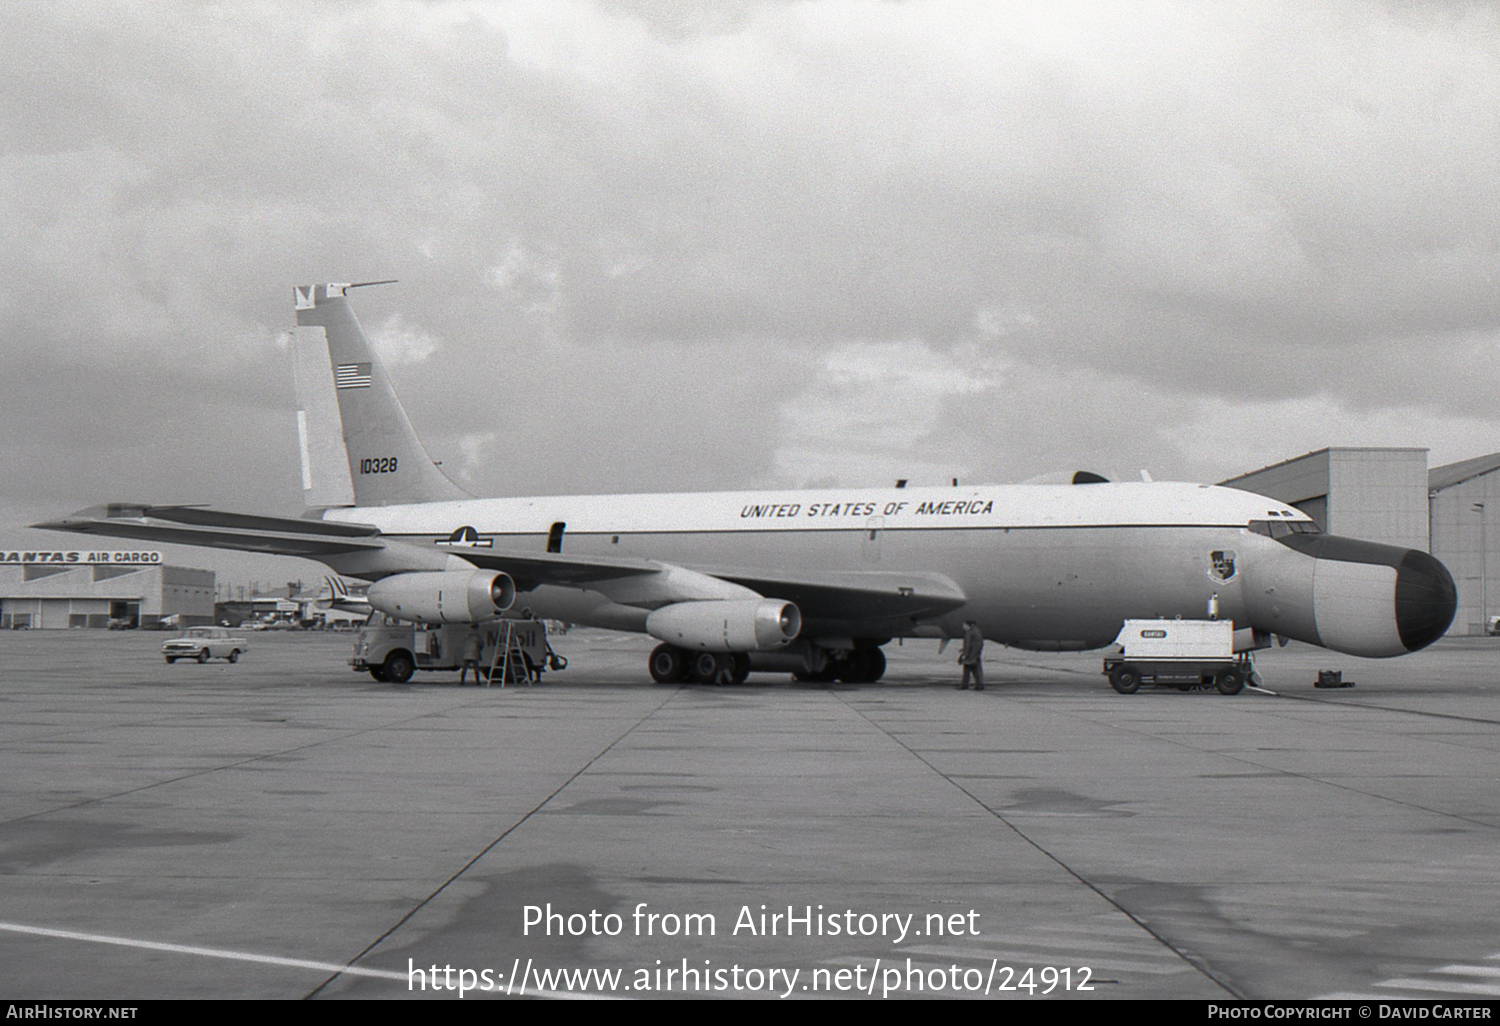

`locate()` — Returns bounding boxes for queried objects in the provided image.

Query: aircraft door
[863,515,884,564]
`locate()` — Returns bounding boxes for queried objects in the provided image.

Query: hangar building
[1220,448,1431,552]
[0,553,215,629]
[1428,452,1500,636]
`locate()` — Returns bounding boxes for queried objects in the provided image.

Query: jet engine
[645,599,801,652]
[366,569,515,624]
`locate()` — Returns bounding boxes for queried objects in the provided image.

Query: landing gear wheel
[1109,665,1141,694]
[689,651,726,684]
[228,650,240,664]
[841,649,874,683]
[648,644,688,683]
[382,652,415,684]
[729,653,751,685]
[1216,669,1245,696]
[197,649,210,664]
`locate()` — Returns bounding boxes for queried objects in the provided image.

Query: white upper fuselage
[327,481,1308,537]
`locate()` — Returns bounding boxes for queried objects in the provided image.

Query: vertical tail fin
[293,284,470,507]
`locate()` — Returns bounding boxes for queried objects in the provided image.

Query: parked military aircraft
[36,284,1457,684]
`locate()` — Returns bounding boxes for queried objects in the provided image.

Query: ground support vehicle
[351,613,563,684]
[164,627,249,664]
[1103,619,1250,696]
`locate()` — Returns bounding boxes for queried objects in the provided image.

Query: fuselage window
[1248,520,1321,538]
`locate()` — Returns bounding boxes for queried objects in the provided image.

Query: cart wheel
[1216,669,1245,695]
[1109,665,1141,694]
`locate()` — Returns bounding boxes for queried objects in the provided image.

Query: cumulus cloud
[767,339,1005,487]
[368,312,441,366]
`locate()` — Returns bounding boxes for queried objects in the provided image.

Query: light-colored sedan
[163,627,249,664]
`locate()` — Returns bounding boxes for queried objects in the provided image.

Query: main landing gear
[649,645,750,685]
[648,642,888,685]
[790,646,886,684]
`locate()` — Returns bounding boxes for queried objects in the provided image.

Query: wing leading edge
[32,504,386,557]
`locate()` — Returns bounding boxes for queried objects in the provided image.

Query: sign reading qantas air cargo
[0,551,162,565]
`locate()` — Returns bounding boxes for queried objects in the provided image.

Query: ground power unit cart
[1103,619,1251,696]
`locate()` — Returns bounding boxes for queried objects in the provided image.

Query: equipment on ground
[351,613,563,685]
[1103,619,1251,696]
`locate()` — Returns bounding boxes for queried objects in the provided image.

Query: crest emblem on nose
[1209,550,1237,583]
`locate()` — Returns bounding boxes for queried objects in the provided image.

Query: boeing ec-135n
[36,283,1458,685]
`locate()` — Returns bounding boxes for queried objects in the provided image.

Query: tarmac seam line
[303,686,683,999]
[1054,699,1500,833]
[830,687,1243,1000]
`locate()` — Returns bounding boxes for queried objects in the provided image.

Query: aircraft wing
[31,504,387,558]
[456,545,965,625]
[708,567,968,625]
[441,545,661,586]
[35,505,965,629]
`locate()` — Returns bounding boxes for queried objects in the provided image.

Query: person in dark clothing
[957,620,984,690]
[459,629,483,685]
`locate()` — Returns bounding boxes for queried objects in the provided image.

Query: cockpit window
[1247,520,1321,538]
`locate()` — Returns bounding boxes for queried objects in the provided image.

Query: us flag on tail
[334,363,372,389]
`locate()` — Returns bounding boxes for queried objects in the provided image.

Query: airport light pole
[1475,502,1487,634]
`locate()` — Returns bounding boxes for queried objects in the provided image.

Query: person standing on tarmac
[957,620,985,690]
[459,629,483,685]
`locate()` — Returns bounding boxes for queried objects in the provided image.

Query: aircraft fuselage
[320,480,1455,658]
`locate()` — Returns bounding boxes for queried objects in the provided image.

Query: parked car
[163,627,249,664]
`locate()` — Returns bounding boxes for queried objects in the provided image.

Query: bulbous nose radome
[1395,548,1458,652]
[1270,534,1457,656]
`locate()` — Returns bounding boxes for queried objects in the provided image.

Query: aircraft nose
[1395,548,1458,652]
[1270,534,1458,656]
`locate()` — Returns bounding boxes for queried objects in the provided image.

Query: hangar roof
[1429,452,1500,493]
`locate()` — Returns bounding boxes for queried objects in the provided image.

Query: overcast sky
[7,0,1500,581]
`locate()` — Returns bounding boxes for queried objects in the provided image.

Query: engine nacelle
[367,569,515,625]
[646,599,801,652]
